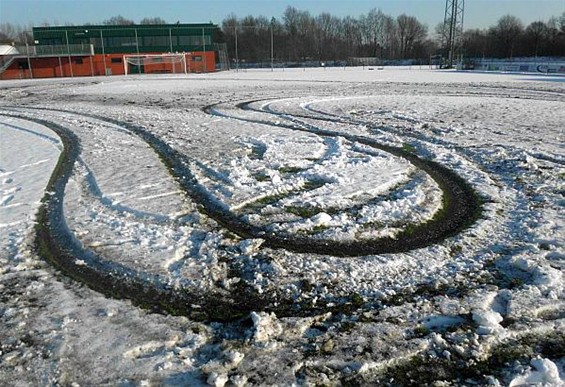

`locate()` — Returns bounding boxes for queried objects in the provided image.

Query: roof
[0,45,19,56]
[32,23,218,33]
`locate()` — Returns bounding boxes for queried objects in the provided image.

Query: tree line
[221,8,432,65]
[222,7,565,65]
[2,8,564,63]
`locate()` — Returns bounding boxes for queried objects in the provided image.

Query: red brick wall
[1,51,217,80]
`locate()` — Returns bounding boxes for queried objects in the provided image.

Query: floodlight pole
[134,28,140,55]
[100,29,107,76]
[442,0,464,68]
[24,33,33,79]
[270,21,274,72]
[234,25,239,72]
[202,27,207,73]
[65,29,74,77]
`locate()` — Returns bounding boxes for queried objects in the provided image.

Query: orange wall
[186,52,216,73]
[1,51,216,80]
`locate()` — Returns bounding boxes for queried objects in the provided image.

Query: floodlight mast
[442,0,464,68]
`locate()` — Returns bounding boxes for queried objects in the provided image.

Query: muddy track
[6,103,482,258]
[0,102,481,321]
[203,100,483,256]
[0,112,276,322]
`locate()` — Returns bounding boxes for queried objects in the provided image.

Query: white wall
[472,61,565,74]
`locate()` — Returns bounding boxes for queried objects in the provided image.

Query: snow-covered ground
[0,67,564,385]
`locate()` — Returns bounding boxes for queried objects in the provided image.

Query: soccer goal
[123,53,188,75]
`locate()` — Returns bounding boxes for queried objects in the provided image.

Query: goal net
[123,54,188,75]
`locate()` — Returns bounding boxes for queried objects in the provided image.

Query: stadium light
[270,18,274,72]
[100,29,107,76]
[234,26,239,72]
[24,31,33,79]
[65,29,74,77]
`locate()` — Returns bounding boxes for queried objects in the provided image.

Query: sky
[1,0,564,30]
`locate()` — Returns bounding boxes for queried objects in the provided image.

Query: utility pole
[65,29,74,77]
[24,32,33,79]
[270,17,275,72]
[202,27,207,73]
[100,29,107,76]
[442,0,464,68]
[234,25,239,72]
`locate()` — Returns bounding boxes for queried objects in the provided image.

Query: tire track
[203,100,483,256]
[0,112,269,322]
[0,102,482,322]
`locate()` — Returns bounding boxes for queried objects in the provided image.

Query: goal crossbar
[123,53,188,75]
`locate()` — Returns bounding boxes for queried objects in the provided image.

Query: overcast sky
[2,0,564,30]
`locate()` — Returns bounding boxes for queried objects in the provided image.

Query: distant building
[1,23,228,80]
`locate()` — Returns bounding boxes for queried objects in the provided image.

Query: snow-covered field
[0,67,564,385]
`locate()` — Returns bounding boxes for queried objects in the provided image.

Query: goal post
[123,53,188,75]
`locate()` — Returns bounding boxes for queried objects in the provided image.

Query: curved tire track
[204,99,483,256]
[0,101,482,321]
[1,112,271,322]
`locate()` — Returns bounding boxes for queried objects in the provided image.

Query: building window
[42,38,63,45]
[111,58,122,63]
[143,36,169,47]
[75,58,83,64]
[105,36,137,48]
[18,60,29,69]
[178,35,210,46]
[193,56,202,61]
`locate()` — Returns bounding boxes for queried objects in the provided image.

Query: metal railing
[0,54,19,74]
[1,44,94,78]
[15,44,94,57]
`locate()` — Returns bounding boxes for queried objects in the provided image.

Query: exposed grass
[311,224,330,234]
[449,244,463,257]
[278,166,305,174]
[345,331,565,386]
[402,143,417,153]
[252,172,271,182]
[413,324,431,337]
[303,179,326,191]
[285,205,321,218]
[350,292,364,307]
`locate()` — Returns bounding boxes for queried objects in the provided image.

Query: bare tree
[220,7,563,65]
[0,23,33,44]
[489,15,524,58]
[314,12,341,61]
[140,17,167,25]
[283,6,315,62]
[434,21,448,44]
[462,29,489,58]
[359,9,386,57]
[340,16,362,58]
[397,14,427,59]
[382,15,398,59]
[546,16,565,56]
[524,21,549,57]
[221,13,238,63]
[103,15,135,26]
[0,23,17,42]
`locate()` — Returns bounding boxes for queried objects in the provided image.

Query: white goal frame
[123,53,188,75]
